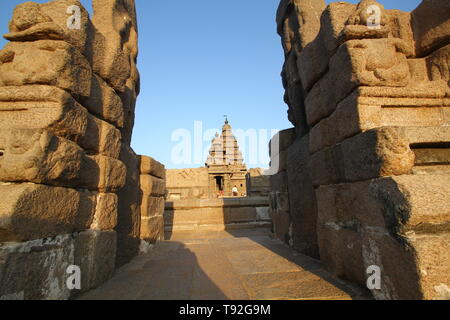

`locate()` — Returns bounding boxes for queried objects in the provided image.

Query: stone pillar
[276,0,450,299]
[139,156,166,246]
[0,0,142,299]
[268,128,295,245]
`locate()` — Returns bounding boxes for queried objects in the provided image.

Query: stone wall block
[0,184,96,242]
[0,41,92,99]
[139,155,166,179]
[141,196,165,218]
[140,175,166,197]
[74,230,117,293]
[91,193,118,230]
[140,216,164,243]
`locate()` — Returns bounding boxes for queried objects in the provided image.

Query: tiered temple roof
[206,118,245,166]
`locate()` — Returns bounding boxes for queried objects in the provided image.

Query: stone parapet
[164,197,270,232]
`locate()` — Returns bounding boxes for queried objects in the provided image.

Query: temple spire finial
[224,115,228,124]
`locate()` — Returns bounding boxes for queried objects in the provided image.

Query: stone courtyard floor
[79,229,370,300]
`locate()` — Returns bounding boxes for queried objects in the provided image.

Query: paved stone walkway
[79,229,370,300]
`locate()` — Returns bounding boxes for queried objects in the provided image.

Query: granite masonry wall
[272,0,449,300]
[0,0,165,299]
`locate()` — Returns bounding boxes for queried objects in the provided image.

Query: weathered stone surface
[80,74,125,129]
[0,41,92,99]
[316,175,450,238]
[74,230,117,293]
[382,175,450,233]
[118,79,138,145]
[285,82,308,134]
[246,168,270,197]
[0,86,122,158]
[356,82,448,99]
[270,150,288,174]
[316,174,450,299]
[224,207,258,223]
[2,0,141,144]
[413,148,450,165]
[5,0,124,128]
[0,183,96,242]
[274,191,290,214]
[139,155,165,179]
[269,128,296,157]
[90,0,140,144]
[272,216,292,246]
[296,2,356,92]
[0,0,146,301]
[0,234,74,300]
[140,175,165,197]
[0,129,125,191]
[91,0,139,93]
[166,187,209,201]
[165,198,270,210]
[412,165,450,176]
[166,168,209,188]
[316,220,366,287]
[268,168,290,242]
[6,2,58,36]
[4,19,64,42]
[268,129,295,176]
[339,24,390,44]
[360,230,450,300]
[281,51,300,88]
[256,207,270,221]
[4,0,96,59]
[91,193,118,230]
[94,155,127,192]
[166,168,209,200]
[97,120,122,159]
[164,207,225,230]
[276,0,450,301]
[310,127,415,186]
[287,135,319,258]
[276,0,326,54]
[0,129,85,186]
[305,38,412,126]
[425,44,450,82]
[408,233,450,300]
[309,89,450,154]
[309,92,362,154]
[388,9,415,51]
[361,229,423,300]
[115,145,141,268]
[294,1,417,94]
[141,196,165,218]
[345,0,389,30]
[340,2,415,49]
[140,216,164,243]
[269,171,288,193]
[165,198,270,232]
[411,0,450,57]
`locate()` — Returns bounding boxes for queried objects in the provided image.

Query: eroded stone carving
[0,0,164,300]
[275,0,450,300]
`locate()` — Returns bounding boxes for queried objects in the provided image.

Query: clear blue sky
[0,0,421,168]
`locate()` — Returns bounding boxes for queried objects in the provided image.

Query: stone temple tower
[206,118,247,197]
